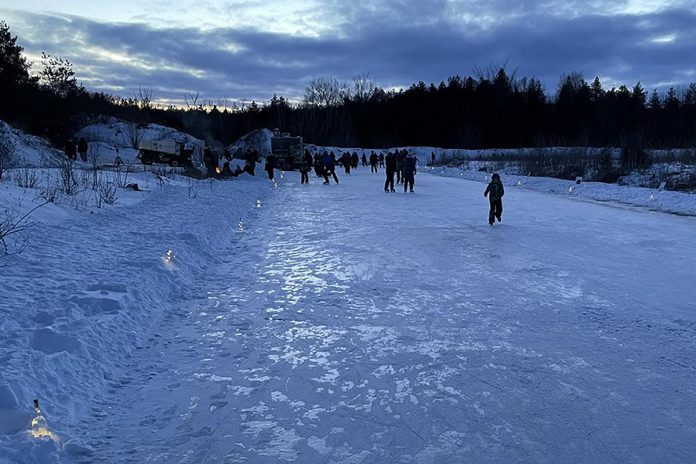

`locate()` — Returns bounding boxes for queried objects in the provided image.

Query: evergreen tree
[631,82,647,108]
[0,21,34,87]
[38,52,83,98]
[648,90,661,110]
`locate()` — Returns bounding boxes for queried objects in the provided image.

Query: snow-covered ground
[2,161,695,463]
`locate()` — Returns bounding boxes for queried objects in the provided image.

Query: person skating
[341,152,351,174]
[361,153,368,167]
[484,173,505,225]
[264,152,276,180]
[322,152,339,184]
[378,153,385,168]
[351,152,359,169]
[299,156,310,184]
[384,152,396,192]
[369,152,378,173]
[314,156,324,178]
[396,150,407,184]
[402,153,417,192]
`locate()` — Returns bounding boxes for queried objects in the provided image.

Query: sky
[2,0,695,106]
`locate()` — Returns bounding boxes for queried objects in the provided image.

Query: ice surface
[1,124,695,462]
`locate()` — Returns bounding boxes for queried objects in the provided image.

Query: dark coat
[402,156,417,175]
[484,180,505,201]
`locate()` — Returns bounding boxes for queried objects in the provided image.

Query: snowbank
[226,128,273,159]
[0,172,273,462]
[0,122,274,462]
[427,166,696,216]
[0,121,63,168]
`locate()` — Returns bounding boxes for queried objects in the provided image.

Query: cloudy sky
[2,0,695,105]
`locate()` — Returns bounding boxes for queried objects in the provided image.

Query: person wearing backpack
[484,173,505,225]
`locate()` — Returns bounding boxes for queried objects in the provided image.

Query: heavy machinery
[270,130,303,170]
[138,139,204,169]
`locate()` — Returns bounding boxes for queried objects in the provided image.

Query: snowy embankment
[0,174,273,462]
[0,121,274,461]
[427,166,696,216]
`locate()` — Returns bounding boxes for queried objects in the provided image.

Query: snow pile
[76,118,204,166]
[226,128,273,159]
[0,121,63,168]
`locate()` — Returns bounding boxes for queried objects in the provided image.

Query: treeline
[2,21,696,154]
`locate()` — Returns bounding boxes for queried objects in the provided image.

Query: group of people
[64,137,89,161]
[238,146,505,226]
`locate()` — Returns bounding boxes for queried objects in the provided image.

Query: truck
[138,139,205,169]
[270,131,303,170]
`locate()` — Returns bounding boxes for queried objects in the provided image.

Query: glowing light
[215,167,222,174]
[162,250,175,268]
[256,200,262,208]
[30,400,60,443]
[569,187,574,193]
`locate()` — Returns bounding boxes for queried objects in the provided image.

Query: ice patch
[307,436,331,455]
[311,368,339,384]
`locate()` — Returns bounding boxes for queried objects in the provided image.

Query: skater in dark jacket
[369,152,378,173]
[265,153,276,180]
[351,152,359,169]
[384,152,396,192]
[361,153,368,167]
[484,173,505,225]
[402,153,417,192]
[299,157,310,184]
[322,152,339,184]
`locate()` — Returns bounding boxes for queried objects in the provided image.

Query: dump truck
[138,138,205,169]
[270,131,303,170]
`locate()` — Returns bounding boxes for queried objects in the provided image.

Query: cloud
[1,3,695,104]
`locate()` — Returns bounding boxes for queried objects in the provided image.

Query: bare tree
[57,157,79,195]
[133,87,154,110]
[352,73,378,102]
[0,200,49,260]
[122,123,143,149]
[303,77,349,107]
[185,91,200,109]
[86,143,103,189]
[94,174,118,208]
[14,167,39,189]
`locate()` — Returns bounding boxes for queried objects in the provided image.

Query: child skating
[484,173,504,225]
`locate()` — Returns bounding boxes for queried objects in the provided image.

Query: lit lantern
[30,400,59,442]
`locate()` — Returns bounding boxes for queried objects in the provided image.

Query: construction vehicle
[270,130,303,170]
[138,139,205,169]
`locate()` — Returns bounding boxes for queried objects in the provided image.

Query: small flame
[215,167,222,174]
